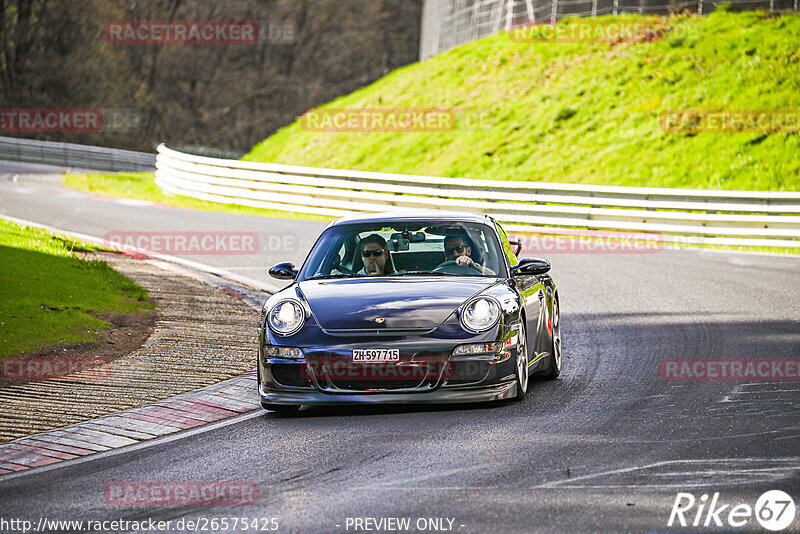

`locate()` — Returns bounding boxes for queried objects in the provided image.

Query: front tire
[544,296,562,379]
[514,320,529,400]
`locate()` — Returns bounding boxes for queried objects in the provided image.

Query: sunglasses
[445,244,467,255]
[361,248,385,258]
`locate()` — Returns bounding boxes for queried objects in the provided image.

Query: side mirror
[269,262,298,280]
[511,258,550,276]
[508,236,523,257]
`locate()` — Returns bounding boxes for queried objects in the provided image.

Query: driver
[357,234,395,276]
[441,233,495,275]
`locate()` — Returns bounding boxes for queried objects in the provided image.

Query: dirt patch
[0,310,155,386]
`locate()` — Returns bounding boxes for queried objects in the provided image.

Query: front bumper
[258,349,520,406]
[258,315,524,406]
[259,380,517,406]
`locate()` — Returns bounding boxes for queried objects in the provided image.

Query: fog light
[452,342,502,356]
[265,345,304,359]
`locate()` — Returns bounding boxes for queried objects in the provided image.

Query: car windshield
[298,220,506,280]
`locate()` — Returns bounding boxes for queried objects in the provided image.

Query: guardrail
[0,136,155,172]
[155,143,800,248]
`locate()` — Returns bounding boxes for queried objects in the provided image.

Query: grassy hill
[245,8,800,191]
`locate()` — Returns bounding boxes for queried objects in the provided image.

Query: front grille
[323,362,440,391]
[306,356,450,392]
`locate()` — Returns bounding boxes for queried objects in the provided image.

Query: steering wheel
[332,256,354,275]
[433,259,483,275]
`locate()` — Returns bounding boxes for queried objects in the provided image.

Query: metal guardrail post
[524,0,535,21]
[0,136,156,172]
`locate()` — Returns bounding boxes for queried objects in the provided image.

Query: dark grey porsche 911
[258,211,561,412]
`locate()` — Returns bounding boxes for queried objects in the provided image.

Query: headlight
[268,299,305,336]
[460,297,501,333]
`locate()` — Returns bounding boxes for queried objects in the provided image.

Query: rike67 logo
[668,490,796,531]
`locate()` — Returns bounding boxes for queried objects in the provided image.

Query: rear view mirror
[388,238,410,252]
[390,231,425,246]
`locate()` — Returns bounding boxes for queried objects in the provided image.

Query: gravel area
[0,251,260,443]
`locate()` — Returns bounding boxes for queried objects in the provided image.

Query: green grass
[63,172,333,222]
[245,10,800,191]
[0,219,152,358]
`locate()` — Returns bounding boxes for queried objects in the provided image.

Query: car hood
[298,277,498,331]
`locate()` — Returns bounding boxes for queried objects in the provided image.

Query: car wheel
[261,403,301,414]
[544,297,561,379]
[514,320,529,400]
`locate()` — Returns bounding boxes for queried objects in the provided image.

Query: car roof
[329,211,492,227]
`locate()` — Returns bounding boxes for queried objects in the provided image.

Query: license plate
[352,349,400,362]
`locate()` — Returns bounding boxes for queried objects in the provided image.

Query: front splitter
[259,381,517,406]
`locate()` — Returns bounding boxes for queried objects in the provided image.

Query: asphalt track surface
[1,161,799,533]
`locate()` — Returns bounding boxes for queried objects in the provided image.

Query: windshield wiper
[306,273,357,280]
[392,270,493,277]
[389,271,453,276]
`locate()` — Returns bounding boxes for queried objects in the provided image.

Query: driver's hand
[455,255,475,267]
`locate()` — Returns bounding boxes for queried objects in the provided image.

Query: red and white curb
[0,371,260,475]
